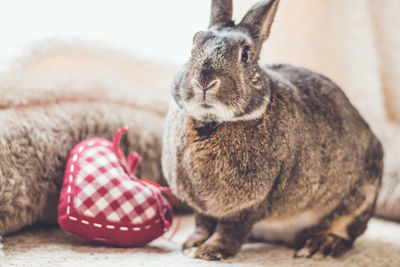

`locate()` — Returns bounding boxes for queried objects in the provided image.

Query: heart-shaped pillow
[58,127,173,247]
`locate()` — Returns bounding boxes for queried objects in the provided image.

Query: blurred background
[0,0,209,69]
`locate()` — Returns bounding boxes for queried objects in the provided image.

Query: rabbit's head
[172,0,279,122]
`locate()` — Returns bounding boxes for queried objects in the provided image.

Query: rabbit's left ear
[209,0,233,28]
[239,0,280,57]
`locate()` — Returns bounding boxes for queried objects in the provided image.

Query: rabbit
[162,0,383,261]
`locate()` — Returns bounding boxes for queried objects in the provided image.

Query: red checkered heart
[58,127,173,247]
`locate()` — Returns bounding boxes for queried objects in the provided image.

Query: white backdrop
[0,0,211,71]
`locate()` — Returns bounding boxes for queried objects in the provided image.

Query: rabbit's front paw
[183,232,241,261]
[295,233,352,258]
[182,228,212,250]
[188,243,234,261]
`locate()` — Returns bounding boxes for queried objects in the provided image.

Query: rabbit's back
[261,63,383,218]
[264,63,378,156]
[265,63,368,132]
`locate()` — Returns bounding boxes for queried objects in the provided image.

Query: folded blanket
[0,40,398,238]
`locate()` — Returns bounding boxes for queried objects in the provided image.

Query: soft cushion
[58,127,172,246]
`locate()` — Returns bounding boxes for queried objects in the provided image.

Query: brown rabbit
[162,0,383,261]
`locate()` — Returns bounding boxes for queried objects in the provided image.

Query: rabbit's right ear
[209,0,233,28]
[239,0,280,58]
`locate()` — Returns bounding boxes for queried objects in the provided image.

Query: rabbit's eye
[241,46,250,63]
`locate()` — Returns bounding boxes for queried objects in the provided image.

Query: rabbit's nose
[191,78,220,92]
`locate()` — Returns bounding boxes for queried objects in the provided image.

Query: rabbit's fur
[162,0,383,260]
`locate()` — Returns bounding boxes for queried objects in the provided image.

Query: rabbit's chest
[163,108,278,217]
[176,121,274,216]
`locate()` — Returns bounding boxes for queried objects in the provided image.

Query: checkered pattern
[74,146,158,224]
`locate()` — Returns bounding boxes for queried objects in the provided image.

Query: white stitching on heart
[65,141,161,233]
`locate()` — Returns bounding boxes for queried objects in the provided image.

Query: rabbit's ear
[239,0,279,56]
[209,0,233,28]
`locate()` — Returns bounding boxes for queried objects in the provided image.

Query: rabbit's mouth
[189,89,218,108]
[179,85,238,122]
[183,99,235,122]
[200,103,213,109]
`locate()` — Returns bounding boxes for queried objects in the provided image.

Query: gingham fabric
[58,127,173,247]
[74,145,157,224]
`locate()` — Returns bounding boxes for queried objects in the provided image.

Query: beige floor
[2,215,400,267]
